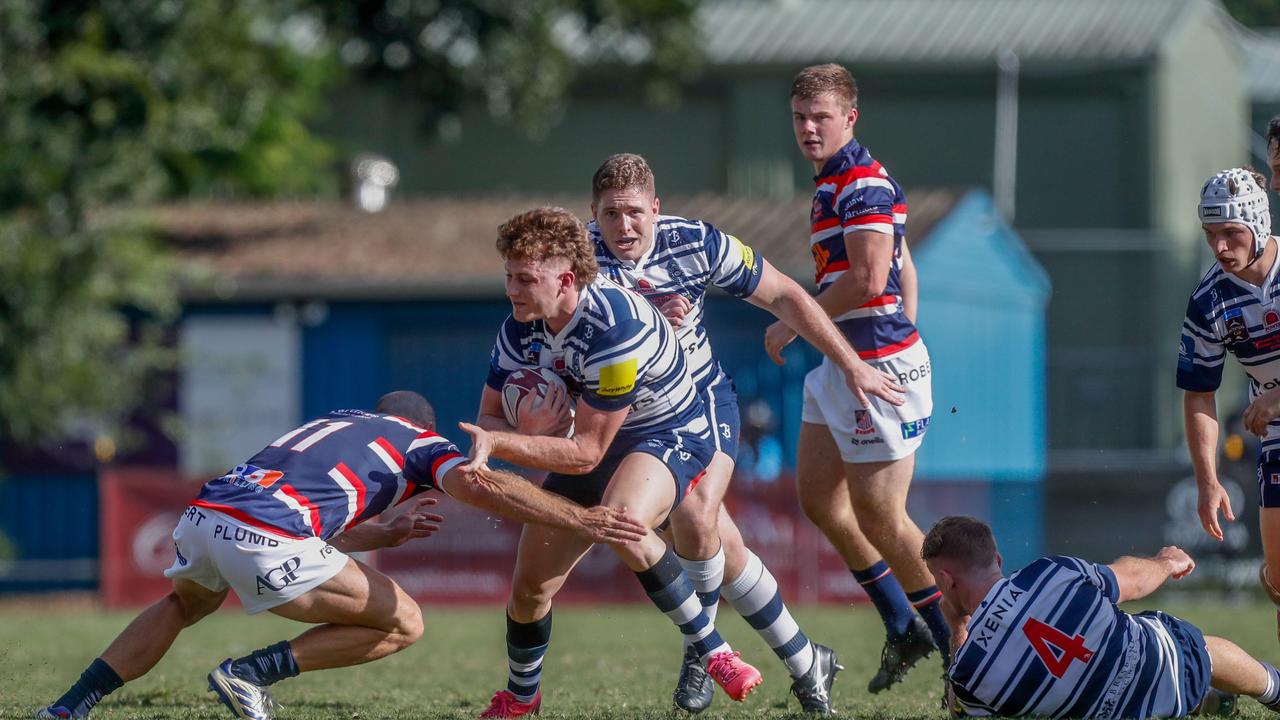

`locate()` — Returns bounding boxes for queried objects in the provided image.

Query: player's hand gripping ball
[501,367,573,436]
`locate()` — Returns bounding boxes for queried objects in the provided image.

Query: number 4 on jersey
[1022,617,1095,678]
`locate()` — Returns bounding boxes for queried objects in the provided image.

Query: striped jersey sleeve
[703,222,764,298]
[1045,556,1120,603]
[1177,293,1226,392]
[580,318,654,412]
[403,431,467,492]
[836,167,899,236]
[486,315,528,391]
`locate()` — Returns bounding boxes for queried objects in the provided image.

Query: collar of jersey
[814,136,864,182]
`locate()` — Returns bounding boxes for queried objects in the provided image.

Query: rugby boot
[705,651,763,701]
[208,659,276,720]
[673,645,714,713]
[790,642,843,713]
[35,707,73,719]
[479,690,541,718]
[867,615,936,693]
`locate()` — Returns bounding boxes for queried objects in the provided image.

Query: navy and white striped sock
[907,586,953,664]
[636,547,730,660]
[678,545,725,635]
[722,550,814,678]
[505,612,552,702]
[1256,661,1280,711]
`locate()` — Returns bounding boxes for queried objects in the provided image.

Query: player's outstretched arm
[329,496,445,552]
[459,402,627,475]
[751,258,904,407]
[440,466,647,544]
[1184,391,1235,541]
[1108,546,1195,603]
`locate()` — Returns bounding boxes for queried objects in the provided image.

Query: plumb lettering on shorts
[214,523,280,547]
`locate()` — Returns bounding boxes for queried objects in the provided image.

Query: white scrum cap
[1199,167,1272,258]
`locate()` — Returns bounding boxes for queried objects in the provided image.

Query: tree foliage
[0,0,703,449]
[307,0,704,136]
[0,1,337,447]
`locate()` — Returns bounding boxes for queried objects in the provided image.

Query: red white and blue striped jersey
[487,275,708,438]
[1178,256,1280,454]
[950,556,1196,719]
[192,410,465,541]
[589,215,763,393]
[811,137,918,360]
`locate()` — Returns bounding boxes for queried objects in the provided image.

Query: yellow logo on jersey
[731,235,757,272]
[598,358,638,396]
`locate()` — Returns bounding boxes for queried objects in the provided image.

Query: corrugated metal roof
[700,0,1211,67]
[1241,29,1280,101]
[152,191,961,300]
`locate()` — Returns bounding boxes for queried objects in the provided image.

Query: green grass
[3,598,1279,719]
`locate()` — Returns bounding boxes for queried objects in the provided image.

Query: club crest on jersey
[1224,307,1250,344]
[1272,473,1280,485]
[853,409,876,435]
[552,354,567,373]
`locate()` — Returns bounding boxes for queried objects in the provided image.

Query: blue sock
[505,611,552,702]
[1257,661,1280,710]
[852,561,915,637]
[907,586,952,662]
[229,641,299,687]
[636,547,730,660]
[52,658,124,717]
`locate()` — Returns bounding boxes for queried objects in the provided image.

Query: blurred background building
[2,0,1278,602]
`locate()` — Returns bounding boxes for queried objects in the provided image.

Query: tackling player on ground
[462,207,764,718]
[784,63,950,690]
[587,152,904,713]
[926,515,1280,719]
[37,391,645,720]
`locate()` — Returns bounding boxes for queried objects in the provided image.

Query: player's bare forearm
[1109,548,1192,602]
[748,262,860,370]
[490,430,605,475]
[329,522,390,552]
[476,411,512,433]
[444,468,647,542]
[1183,391,1220,487]
[813,269,879,319]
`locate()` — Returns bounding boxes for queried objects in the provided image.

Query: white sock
[678,546,725,637]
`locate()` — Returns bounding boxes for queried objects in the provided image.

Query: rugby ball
[501,367,570,432]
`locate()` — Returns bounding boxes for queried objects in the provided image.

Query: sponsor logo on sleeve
[1266,309,1280,333]
[1178,336,1195,372]
[598,358,638,397]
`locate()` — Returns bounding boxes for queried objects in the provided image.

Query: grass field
[4,597,1280,719]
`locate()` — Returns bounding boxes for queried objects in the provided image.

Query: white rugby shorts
[164,505,349,614]
[802,340,933,463]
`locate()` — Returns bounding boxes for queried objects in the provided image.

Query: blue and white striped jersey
[486,275,708,438]
[950,556,1199,719]
[588,215,763,392]
[193,411,464,540]
[1177,257,1280,453]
